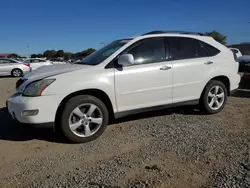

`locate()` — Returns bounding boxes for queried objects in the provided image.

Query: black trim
[143,31,206,36]
[114,100,199,119]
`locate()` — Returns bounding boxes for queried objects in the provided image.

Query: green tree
[206,30,227,45]
[37,53,43,58]
[43,50,57,59]
[7,53,19,58]
[57,50,64,57]
[85,48,96,56]
[30,54,38,58]
[64,52,73,60]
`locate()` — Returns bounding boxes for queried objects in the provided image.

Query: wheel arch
[54,89,115,130]
[201,75,230,97]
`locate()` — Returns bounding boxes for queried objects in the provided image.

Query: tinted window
[167,37,220,60]
[200,41,220,56]
[168,37,207,60]
[123,37,165,65]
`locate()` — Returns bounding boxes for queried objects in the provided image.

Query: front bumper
[7,93,64,124]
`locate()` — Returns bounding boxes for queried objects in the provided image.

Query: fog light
[22,110,39,116]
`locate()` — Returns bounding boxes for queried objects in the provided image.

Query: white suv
[7,31,240,143]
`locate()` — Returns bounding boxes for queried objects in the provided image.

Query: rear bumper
[22,67,31,74]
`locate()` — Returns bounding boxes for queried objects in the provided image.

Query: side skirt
[114,99,199,119]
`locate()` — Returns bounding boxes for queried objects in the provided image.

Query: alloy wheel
[68,103,103,137]
[207,85,225,110]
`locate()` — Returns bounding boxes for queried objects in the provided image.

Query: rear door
[166,37,216,103]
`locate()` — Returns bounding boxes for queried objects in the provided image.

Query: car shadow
[0,107,66,143]
[232,75,250,98]
[0,106,200,143]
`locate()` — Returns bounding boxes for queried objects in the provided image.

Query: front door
[114,37,173,112]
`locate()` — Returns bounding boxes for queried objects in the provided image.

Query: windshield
[77,39,131,65]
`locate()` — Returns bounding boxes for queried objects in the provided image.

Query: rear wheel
[60,95,109,143]
[200,80,227,114]
[11,69,22,77]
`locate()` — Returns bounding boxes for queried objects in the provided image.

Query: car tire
[11,69,22,77]
[60,95,109,143]
[199,80,227,114]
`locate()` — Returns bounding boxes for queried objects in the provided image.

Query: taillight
[24,63,30,67]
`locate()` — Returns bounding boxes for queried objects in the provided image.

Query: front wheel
[60,95,109,143]
[200,80,227,114]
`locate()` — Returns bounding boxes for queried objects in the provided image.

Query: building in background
[0,53,11,58]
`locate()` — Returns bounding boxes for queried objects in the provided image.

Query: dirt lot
[0,76,250,188]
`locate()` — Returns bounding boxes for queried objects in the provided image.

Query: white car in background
[49,58,67,65]
[23,58,52,70]
[229,48,242,59]
[0,58,31,77]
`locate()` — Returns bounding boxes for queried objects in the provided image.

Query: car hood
[23,63,90,81]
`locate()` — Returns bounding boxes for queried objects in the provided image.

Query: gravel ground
[0,76,250,188]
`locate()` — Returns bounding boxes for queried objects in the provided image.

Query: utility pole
[26,43,30,57]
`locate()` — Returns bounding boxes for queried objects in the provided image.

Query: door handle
[204,61,213,65]
[160,66,171,70]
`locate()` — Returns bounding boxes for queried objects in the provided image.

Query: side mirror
[118,54,135,66]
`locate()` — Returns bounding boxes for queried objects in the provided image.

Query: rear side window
[167,37,220,60]
[200,41,220,56]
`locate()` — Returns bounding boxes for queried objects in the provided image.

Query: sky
[0,0,249,55]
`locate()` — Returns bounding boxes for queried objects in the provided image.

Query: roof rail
[142,30,206,36]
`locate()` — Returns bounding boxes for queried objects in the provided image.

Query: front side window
[123,37,165,65]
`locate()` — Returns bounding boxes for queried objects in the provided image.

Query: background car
[0,58,31,77]
[229,48,242,59]
[23,58,52,70]
[49,58,67,64]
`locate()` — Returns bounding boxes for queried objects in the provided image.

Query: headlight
[23,79,55,96]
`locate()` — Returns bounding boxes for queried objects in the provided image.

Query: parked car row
[0,58,67,77]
